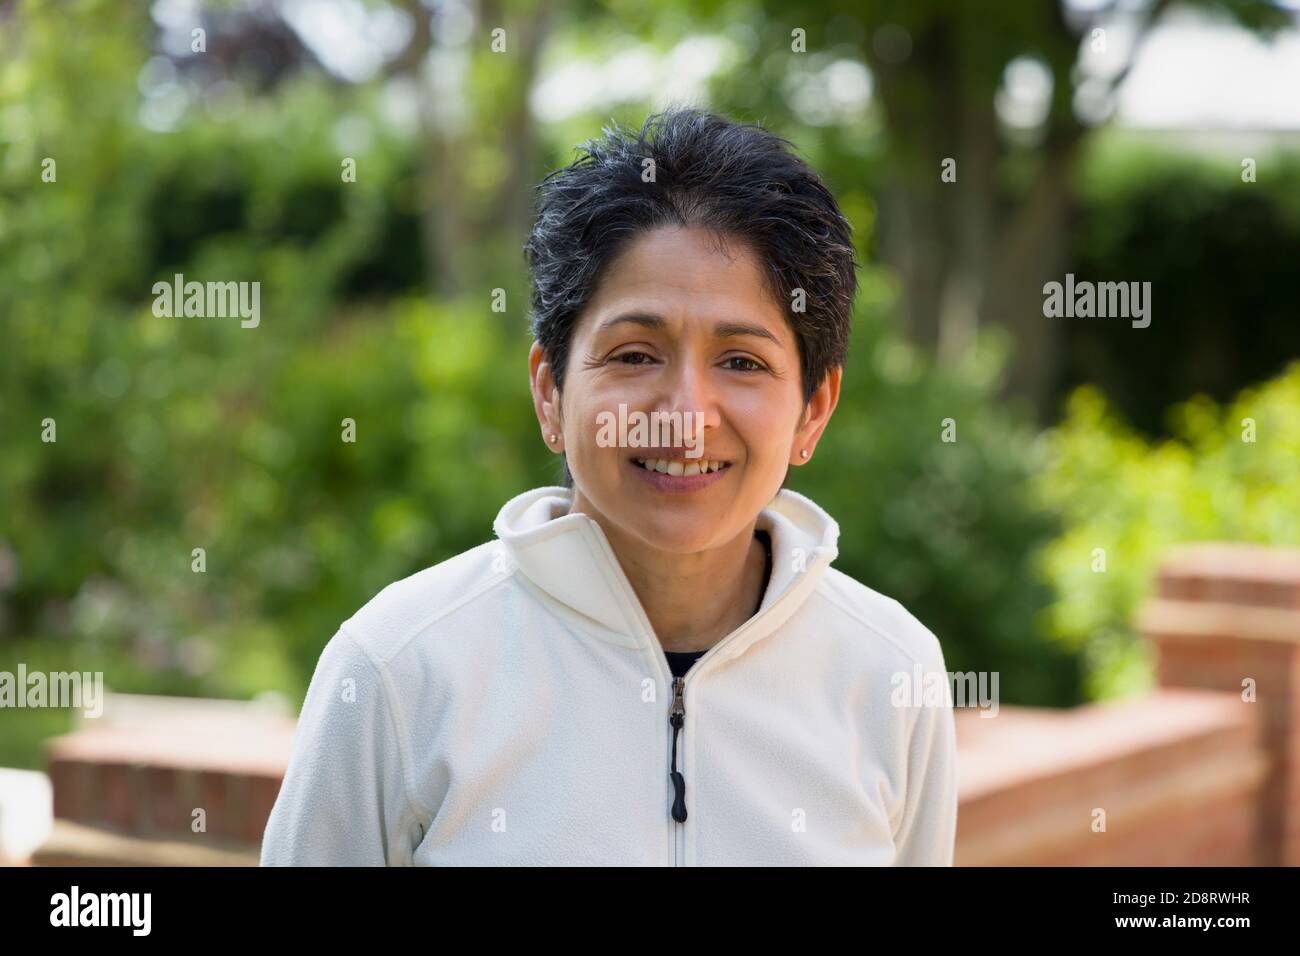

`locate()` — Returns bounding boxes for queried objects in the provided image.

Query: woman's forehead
[578,226,790,340]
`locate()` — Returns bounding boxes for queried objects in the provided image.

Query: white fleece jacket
[260,485,958,866]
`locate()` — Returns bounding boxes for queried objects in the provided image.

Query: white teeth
[635,457,729,474]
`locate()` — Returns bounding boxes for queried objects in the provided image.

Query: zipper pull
[669,676,687,822]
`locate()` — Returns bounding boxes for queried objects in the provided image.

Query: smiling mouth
[632,457,731,476]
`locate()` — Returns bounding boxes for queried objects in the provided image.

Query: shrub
[1035,360,1300,699]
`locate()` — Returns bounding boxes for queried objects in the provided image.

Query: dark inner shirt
[664,529,772,679]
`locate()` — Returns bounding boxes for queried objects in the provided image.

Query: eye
[614,351,655,365]
[722,355,764,372]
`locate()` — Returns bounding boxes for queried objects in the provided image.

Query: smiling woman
[260,107,959,867]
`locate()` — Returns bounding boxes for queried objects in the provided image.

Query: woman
[261,108,958,866]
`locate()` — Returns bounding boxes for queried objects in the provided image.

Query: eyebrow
[594,312,782,346]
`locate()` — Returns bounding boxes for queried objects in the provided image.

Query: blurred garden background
[2,0,1299,771]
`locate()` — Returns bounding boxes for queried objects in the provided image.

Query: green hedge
[1035,360,1300,699]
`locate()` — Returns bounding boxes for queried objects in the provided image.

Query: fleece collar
[492,486,840,661]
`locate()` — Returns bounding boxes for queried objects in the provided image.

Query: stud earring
[548,434,558,444]
[800,449,810,459]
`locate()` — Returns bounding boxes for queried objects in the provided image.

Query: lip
[629,457,731,494]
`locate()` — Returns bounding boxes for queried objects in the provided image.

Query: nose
[654,354,722,432]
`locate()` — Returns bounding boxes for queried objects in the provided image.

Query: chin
[612,497,746,555]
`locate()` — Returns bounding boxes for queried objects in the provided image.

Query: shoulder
[337,538,513,669]
[812,566,946,672]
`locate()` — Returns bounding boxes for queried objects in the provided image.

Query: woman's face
[530,225,840,556]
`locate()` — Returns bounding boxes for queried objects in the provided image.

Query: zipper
[669,674,687,865]
[669,676,687,821]
[655,542,791,864]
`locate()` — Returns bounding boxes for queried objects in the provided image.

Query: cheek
[730,391,800,461]
[564,393,619,466]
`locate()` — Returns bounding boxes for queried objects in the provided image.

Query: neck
[568,496,769,653]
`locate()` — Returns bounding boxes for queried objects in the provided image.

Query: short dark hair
[524,107,858,486]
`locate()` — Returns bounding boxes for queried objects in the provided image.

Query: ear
[790,365,842,465]
[528,341,564,453]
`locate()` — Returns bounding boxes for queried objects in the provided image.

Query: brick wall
[954,690,1265,865]
[1139,543,1300,866]
[955,541,1298,866]
[34,694,296,865]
